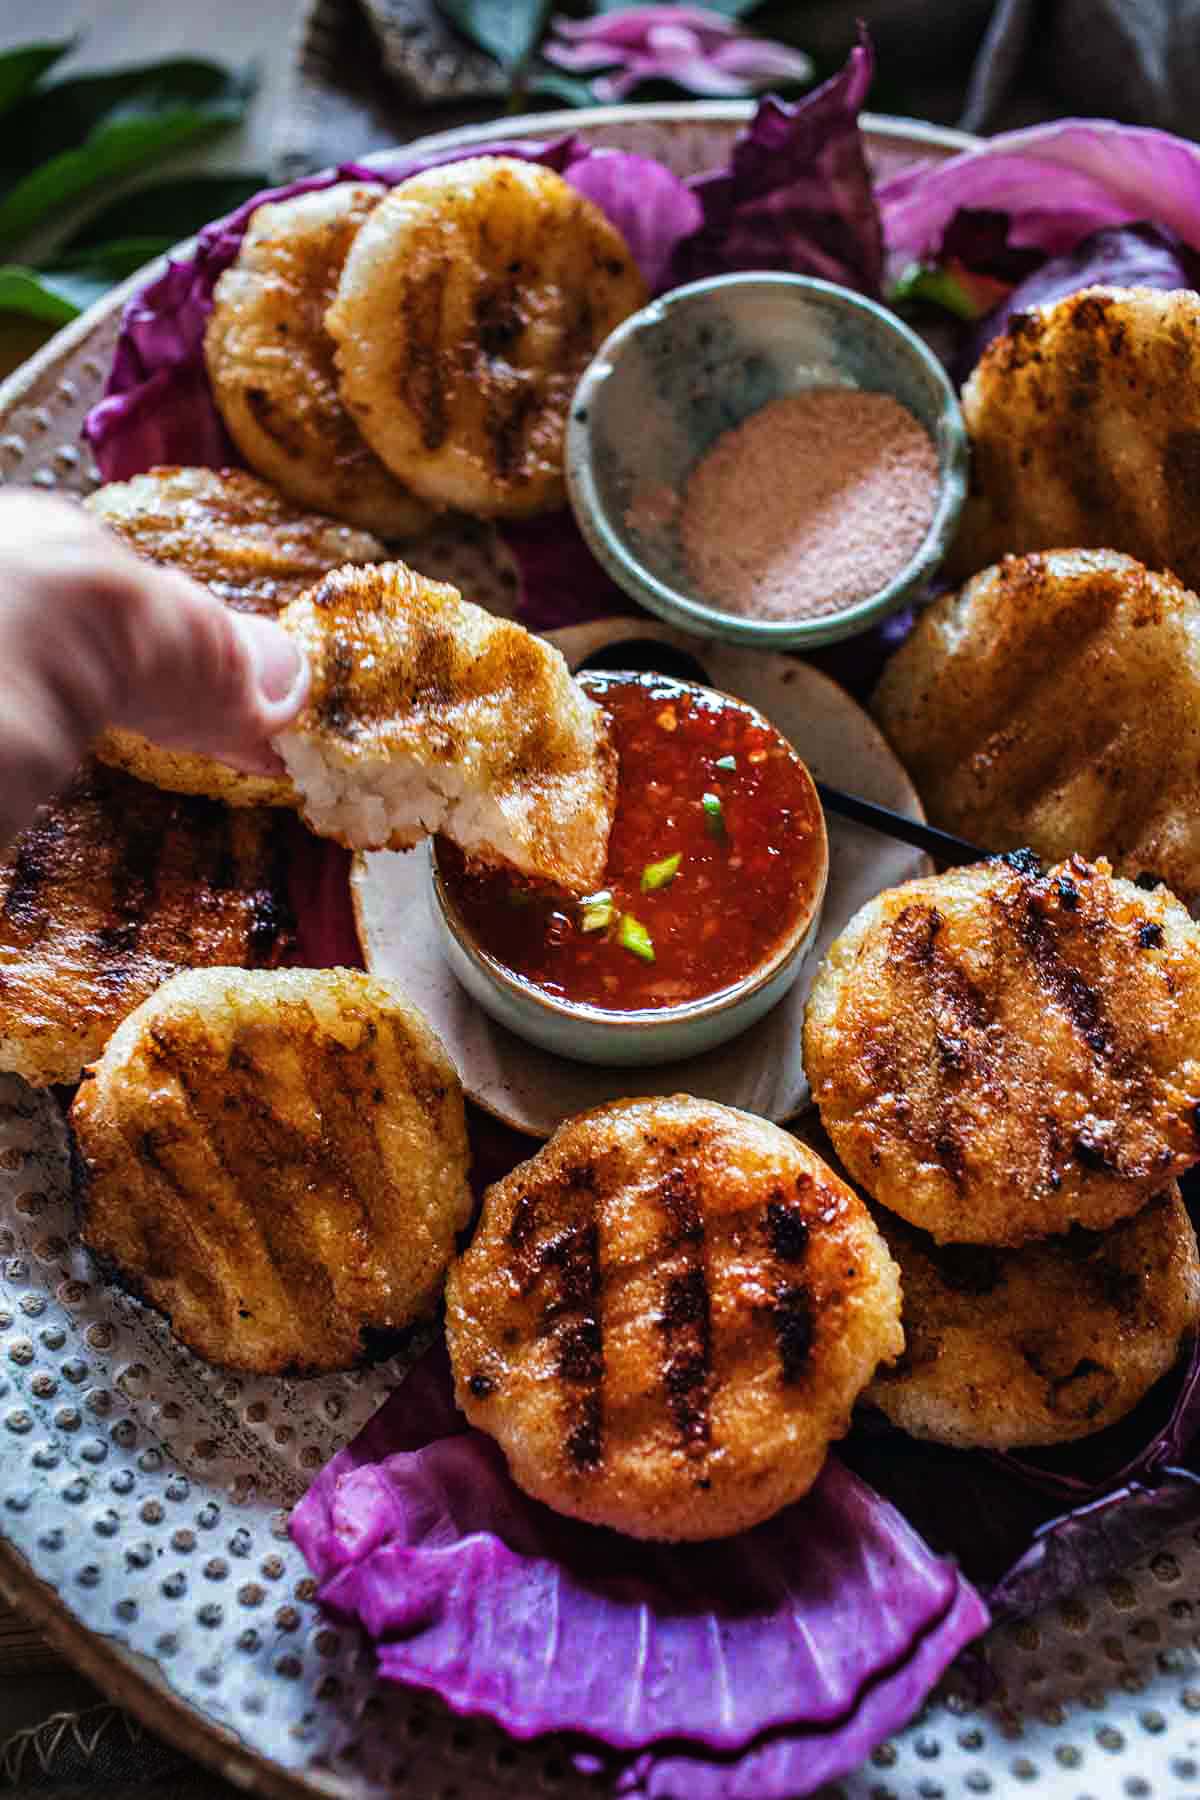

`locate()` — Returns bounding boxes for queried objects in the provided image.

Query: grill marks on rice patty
[949,288,1200,591]
[325,156,648,519]
[872,549,1200,904]
[71,968,470,1375]
[803,855,1200,1247]
[203,186,433,539]
[85,465,384,617]
[276,560,616,890]
[446,1096,903,1541]
[0,763,297,1087]
[864,1185,1200,1449]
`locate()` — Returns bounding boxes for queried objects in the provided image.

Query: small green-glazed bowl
[565,272,967,651]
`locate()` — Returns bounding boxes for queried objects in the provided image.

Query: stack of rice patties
[802,853,1200,1452]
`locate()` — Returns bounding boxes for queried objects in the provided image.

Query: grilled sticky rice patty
[864,1187,1200,1449]
[72,967,470,1375]
[0,762,297,1088]
[86,465,384,808]
[446,1095,903,1541]
[873,550,1200,902]
[326,157,648,518]
[276,560,616,890]
[950,286,1200,588]
[205,185,433,539]
[804,856,1200,1246]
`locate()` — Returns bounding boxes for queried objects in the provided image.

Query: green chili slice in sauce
[618,913,655,962]
[641,852,682,893]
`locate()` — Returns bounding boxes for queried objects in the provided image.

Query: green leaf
[0,234,185,327]
[436,0,551,71]
[0,264,91,324]
[0,40,74,119]
[46,237,178,276]
[890,262,992,324]
[525,64,597,108]
[50,235,176,266]
[63,171,268,252]
[0,59,254,249]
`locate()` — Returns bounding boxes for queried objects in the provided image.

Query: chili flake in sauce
[437,672,825,1012]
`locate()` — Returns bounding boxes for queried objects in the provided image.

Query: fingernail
[234,615,307,712]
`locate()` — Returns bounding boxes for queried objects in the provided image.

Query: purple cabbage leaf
[602,1578,988,1800]
[986,1473,1200,1625]
[502,510,632,633]
[878,117,1200,267]
[292,1342,988,1793]
[667,34,882,295]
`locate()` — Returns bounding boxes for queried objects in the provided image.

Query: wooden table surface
[0,0,302,1728]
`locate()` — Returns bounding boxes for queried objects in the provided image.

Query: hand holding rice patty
[274,559,617,892]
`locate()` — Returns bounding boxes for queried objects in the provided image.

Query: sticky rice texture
[275,561,616,892]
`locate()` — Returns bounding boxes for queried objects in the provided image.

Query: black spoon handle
[814,782,988,867]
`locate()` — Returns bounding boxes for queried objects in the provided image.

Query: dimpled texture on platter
[6,106,1200,1800]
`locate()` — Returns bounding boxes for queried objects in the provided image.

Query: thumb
[111,572,309,776]
[228,611,311,737]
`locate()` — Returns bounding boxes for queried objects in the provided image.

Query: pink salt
[625,480,679,539]
[679,387,939,621]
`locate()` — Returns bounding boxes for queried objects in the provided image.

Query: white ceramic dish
[353,614,928,1136]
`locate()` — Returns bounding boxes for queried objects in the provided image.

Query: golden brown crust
[0,762,297,1087]
[87,465,385,807]
[872,549,1200,901]
[277,560,617,889]
[446,1095,903,1541]
[94,733,293,811]
[72,967,470,1374]
[866,1187,1200,1448]
[951,286,1200,585]
[803,855,1200,1245]
[205,186,433,538]
[85,465,383,611]
[327,157,648,518]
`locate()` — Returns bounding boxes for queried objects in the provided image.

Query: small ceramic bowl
[565,272,968,651]
[427,680,829,1067]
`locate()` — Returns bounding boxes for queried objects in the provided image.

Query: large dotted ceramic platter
[5,100,1198,1800]
[3,1074,1200,1800]
[353,615,930,1137]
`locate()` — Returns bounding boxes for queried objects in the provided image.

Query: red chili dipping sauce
[436,671,826,1012]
